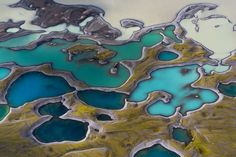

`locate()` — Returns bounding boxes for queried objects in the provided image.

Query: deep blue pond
[134,144,180,157]
[6,72,75,108]
[218,82,236,97]
[38,102,69,117]
[77,90,127,110]
[33,117,89,143]
[172,127,192,144]
[157,51,179,61]
[96,114,113,121]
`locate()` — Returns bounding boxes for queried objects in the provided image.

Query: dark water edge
[77,90,128,110]
[33,117,89,143]
[6,72,75,108]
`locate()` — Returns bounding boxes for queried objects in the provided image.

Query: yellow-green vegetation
[119,39,212,91]
[224,52,236,65]
[66,43,115,62]
[0,38,235,157]
[181,64,236,157]
[67,44,99,54]
[0,89,188,157]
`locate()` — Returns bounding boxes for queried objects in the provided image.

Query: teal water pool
[33,117,89,143]
[129,65,219,116]
[172,127,192,144]
[96,114,113,121]
[157,51,179,61]
[134,144,180,157]
[77,90,128,110]
[0,105,10,121]
[0,68,11,80]
[38,102,69,117]
[0,25,180,88]
[218,82,236,97]
[6,72,75,108]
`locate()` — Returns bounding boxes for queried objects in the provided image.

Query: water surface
[38,102,69,117]
[0,68,10,80]
[0,40,130,88]
[6,72,75,108]
[134,144,180,157]
[0,105,10,121]
[96,114,113,121]
[172,127,192,144]
[157,51,178,61]
[33,117,88,143]
[0,25,180,88]
[77,90,127,110]
[218,82,236,97]
[130,65,219,116]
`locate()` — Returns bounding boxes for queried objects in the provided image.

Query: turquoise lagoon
[202,64,230,74]
[172,127,192,144]
[6,72,75,108]
[0,40,130,88]
[104,25,181,62]
[218,82,236,97]
[77,90,127,110]
[38,102,69,117]
[33,117,88,143]
[0,68,10,80]
[0,25,180,88]
[134,144,180,157]
[129,65,219,116]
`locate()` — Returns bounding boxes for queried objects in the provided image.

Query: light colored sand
[180,9,236,60]
[55,0,236,28]
[55,0,236,57]
[0,0,235,51]
[0,4,40,31]
[6,27,20,33]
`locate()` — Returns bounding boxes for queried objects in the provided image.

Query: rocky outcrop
[120,18,144,28]
[0,20,43,42]
[84,16,121,39]
[10,0,105,28]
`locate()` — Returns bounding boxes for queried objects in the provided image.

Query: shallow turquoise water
[157,51,179,61]
[218,82,236,97]
[77,90,127,110]
[0,34,41,47]
[163,25,182,43]
[202,64,230,74]
[6,72,75,108]
[134,144,180,157]
[33,117,88,143]
[129,65,219,116]
[0,68,10,80]
[0,40,130,88]
[96,114,113,121]
[0,25,180,88]
[172,127,192,144]
[38,102,69,117]
[0,105,10,121]
[105,25,180,62]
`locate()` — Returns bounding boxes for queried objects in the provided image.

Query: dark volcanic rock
[0,20,43,42]
[175,3,217,22]
[84,16,121,39]
[10,0,105,28]
[120,18,144,28]
[10,30,78,50]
